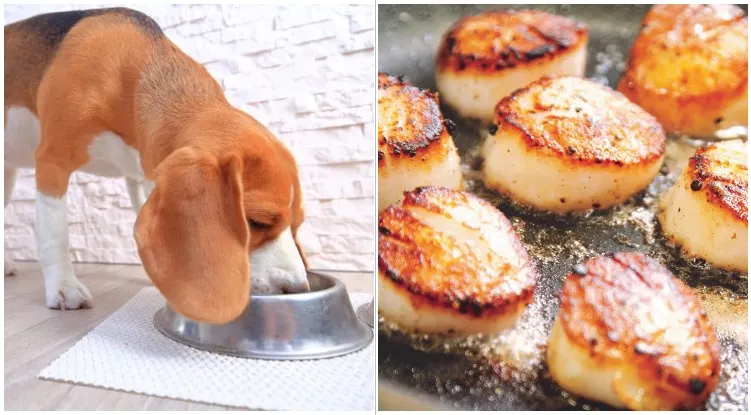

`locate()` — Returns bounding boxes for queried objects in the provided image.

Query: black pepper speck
[488,124,498,135]
[690,179,703,191]
[445,118,456,134]
[689,378,706,395]
[446,37,456,50]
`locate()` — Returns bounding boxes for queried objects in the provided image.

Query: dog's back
[4,8,167,171]
[5,8,162,113]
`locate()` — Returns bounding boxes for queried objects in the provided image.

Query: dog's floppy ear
[134,147,250,324]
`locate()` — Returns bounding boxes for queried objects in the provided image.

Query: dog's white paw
[252,268,310,295]
[45,275,93,309]
[4,257,18,276]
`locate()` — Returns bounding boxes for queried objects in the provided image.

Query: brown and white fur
[4,8,309,324]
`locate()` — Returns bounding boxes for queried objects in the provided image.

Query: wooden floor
[4,262,373,410]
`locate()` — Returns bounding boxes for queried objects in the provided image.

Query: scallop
[435,9,588,122]
[482,76,666,213]
[378,73,463,212]
[378,186,537,335]
[617,4,748,138]
[547,252,721,410]
[659,139,748,273]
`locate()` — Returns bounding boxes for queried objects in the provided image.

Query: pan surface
[378,4,748,411]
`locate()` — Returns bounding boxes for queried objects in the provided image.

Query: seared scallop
[547,252,721,410]
[378,73,463,212]
[618,4,748,138]
[378,187,537,335]
[659,139,748,273]
[436,10,588,122]
[482,76,666,213]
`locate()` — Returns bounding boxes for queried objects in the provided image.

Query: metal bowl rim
[249,270,343,300]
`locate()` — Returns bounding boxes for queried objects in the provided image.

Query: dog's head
[134,117,307,324]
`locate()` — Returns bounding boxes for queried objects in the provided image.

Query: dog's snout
[249,227,309,295]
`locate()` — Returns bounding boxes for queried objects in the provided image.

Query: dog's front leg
[5,167,19,276]
[36,192,92,309]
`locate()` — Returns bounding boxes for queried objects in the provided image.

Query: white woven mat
[39,287,375,411]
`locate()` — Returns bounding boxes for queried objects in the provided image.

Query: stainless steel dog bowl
[154,272,373,360]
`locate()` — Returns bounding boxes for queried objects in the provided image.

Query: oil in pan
[377,4,748,411]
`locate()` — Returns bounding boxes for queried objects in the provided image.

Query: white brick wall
[3,4,375,272]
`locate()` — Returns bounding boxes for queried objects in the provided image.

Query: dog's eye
[248,220,272,230]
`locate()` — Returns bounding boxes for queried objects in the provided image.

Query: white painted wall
[3,4,375,271]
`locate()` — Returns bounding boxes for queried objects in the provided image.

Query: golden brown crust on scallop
[617,4,748,134]
[559,252,721,406]
[378,187,537,317]
[436,10,588,74]
[377,72,454,169]
[495,76,665,166]
[687,142,748,224]
[619,4,747,97]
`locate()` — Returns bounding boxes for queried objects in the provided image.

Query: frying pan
[377,4,748,411]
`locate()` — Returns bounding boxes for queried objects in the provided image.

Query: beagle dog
[4,8,310,323]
